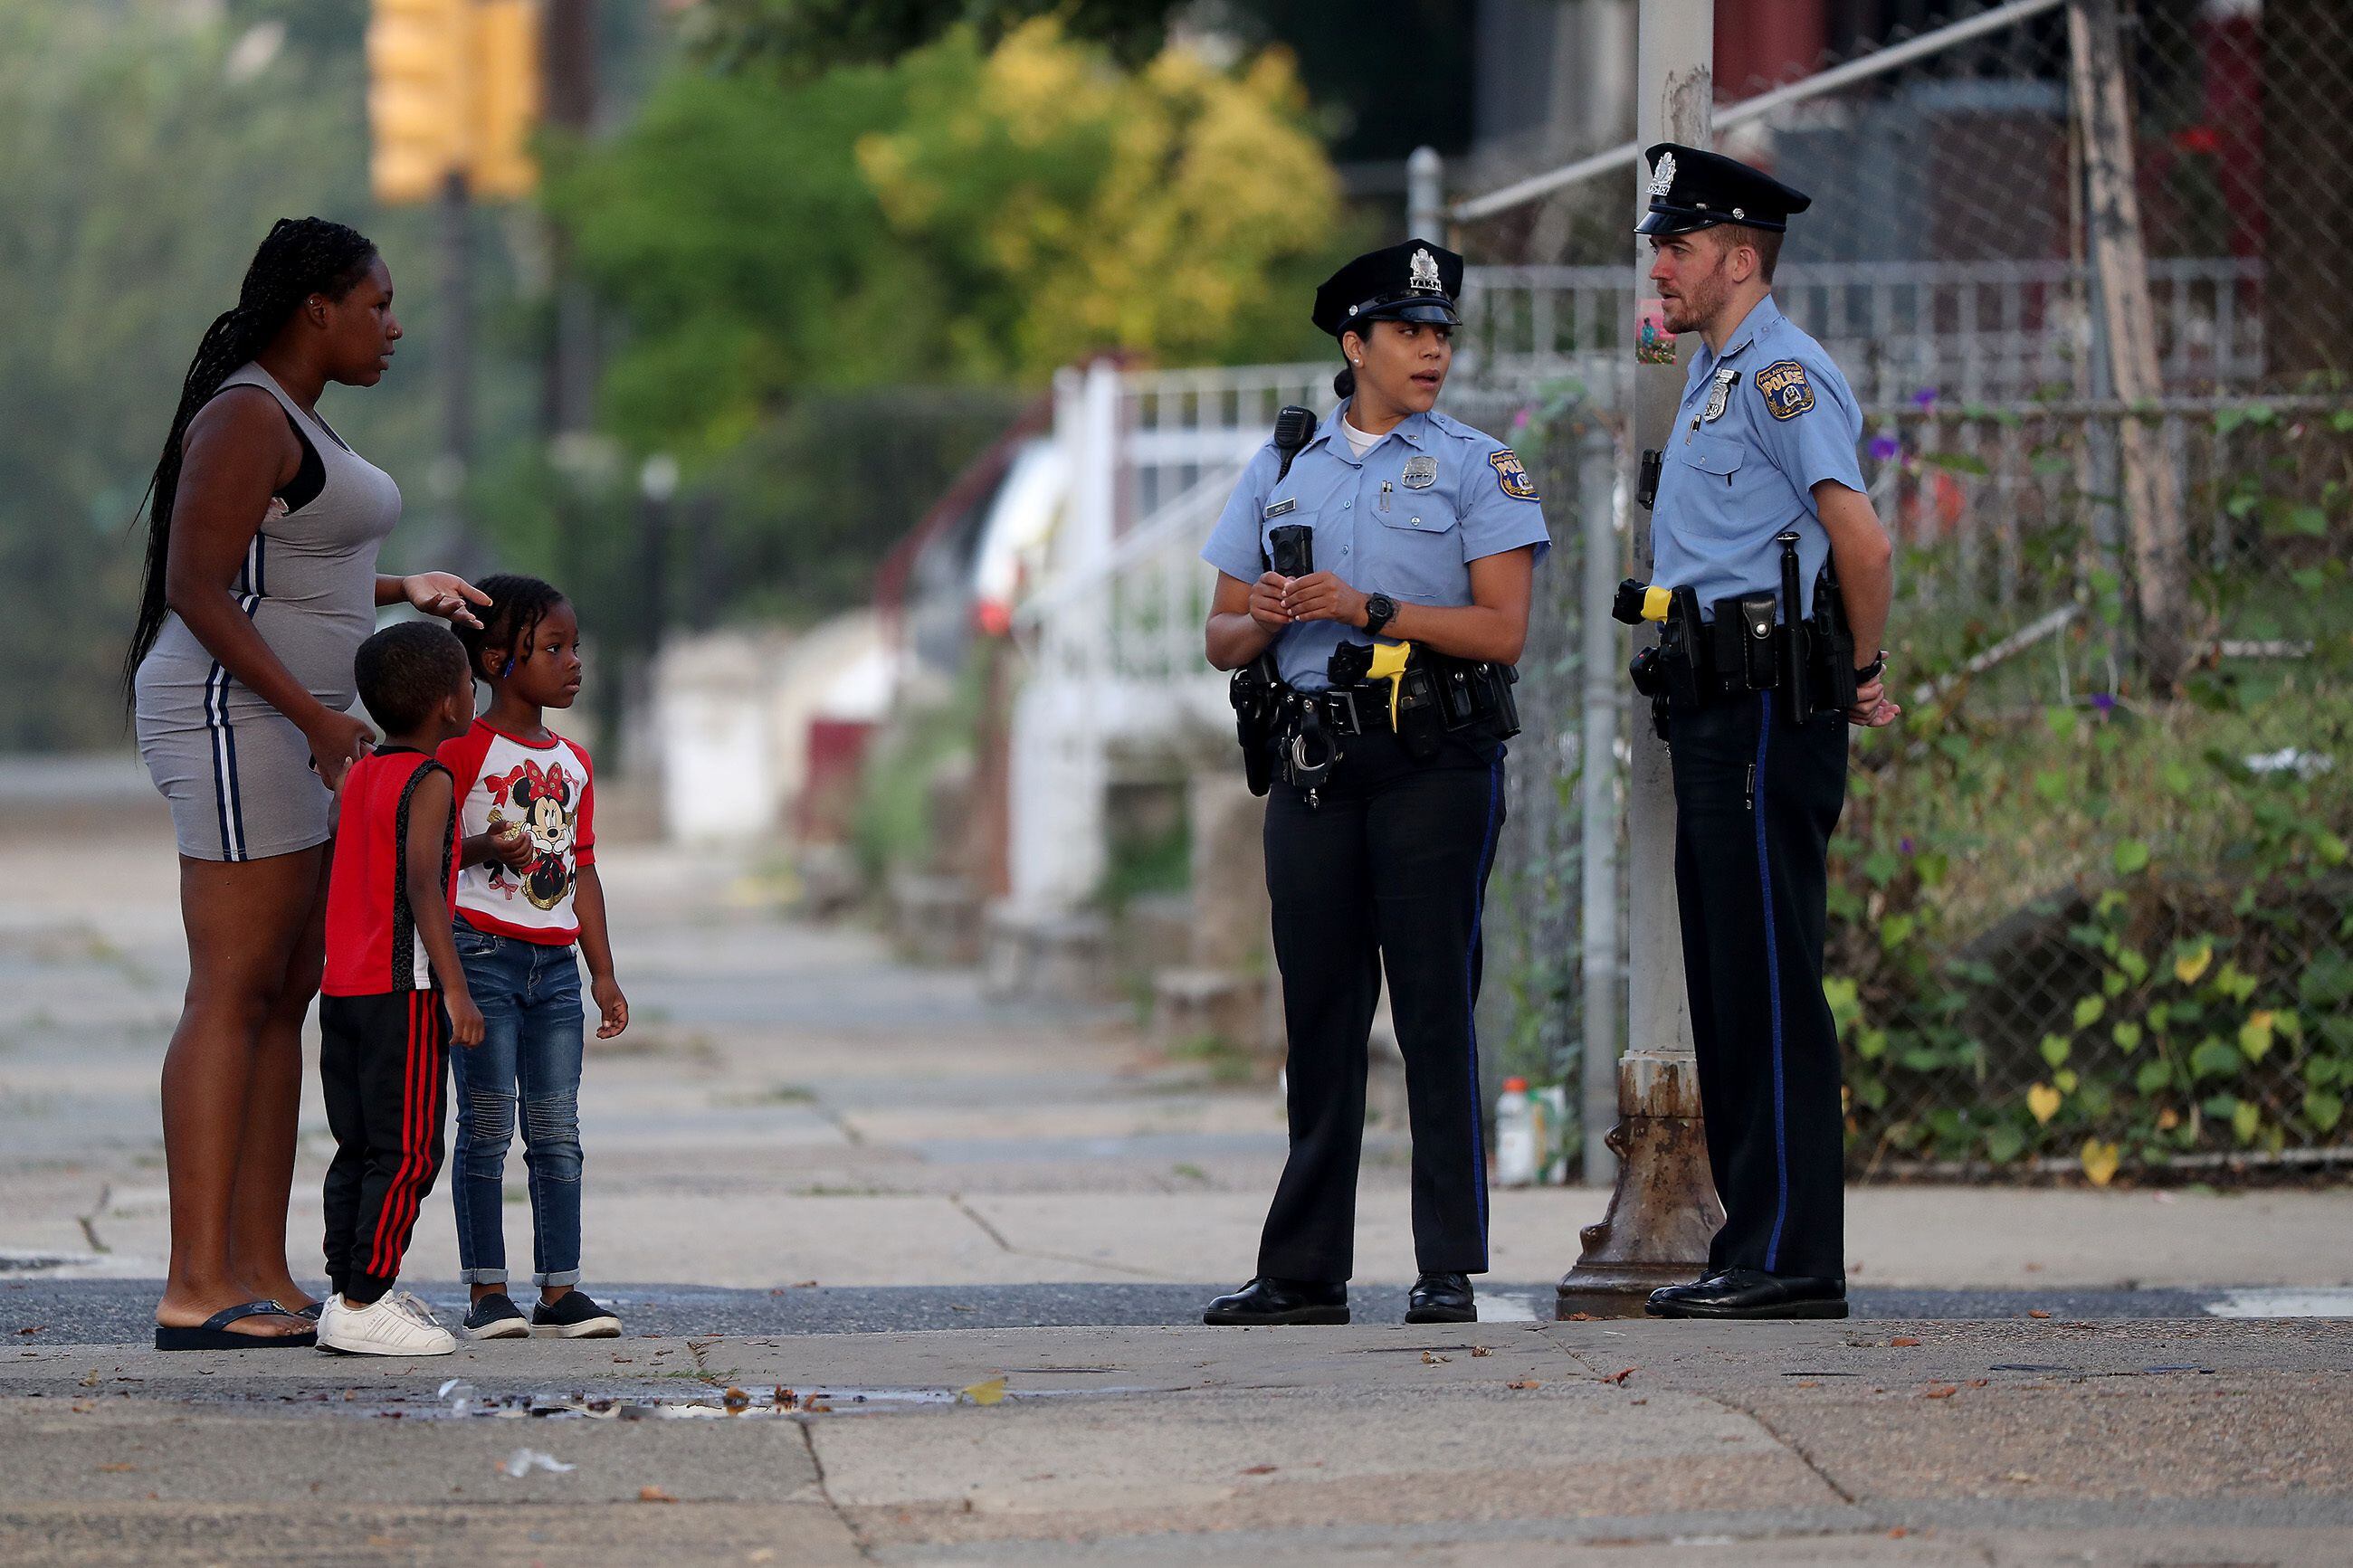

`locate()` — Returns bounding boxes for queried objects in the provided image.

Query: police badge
[1409,248,1442,293]
[1649,149,1678,199]
[1703,366,1738,422]
[1400,454,1438,489]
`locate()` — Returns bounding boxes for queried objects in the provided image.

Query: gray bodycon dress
[135,365,403,861]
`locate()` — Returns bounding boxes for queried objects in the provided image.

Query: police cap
[1636,143,1811,236]
[1312,239,1464,337]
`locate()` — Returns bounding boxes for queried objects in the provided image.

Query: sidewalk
[6,820,2353,1563]
[3,829,2350,1297]
[4,1316,2349,1563]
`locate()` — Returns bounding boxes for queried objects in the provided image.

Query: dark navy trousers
[1668,691,1850,1282]
[1257,729,1506,1282]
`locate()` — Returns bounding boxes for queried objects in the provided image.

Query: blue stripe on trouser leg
[1463,755,1505,1247]
[1753,691,1790,1271]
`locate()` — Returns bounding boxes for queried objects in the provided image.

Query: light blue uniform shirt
[1652,293,1865,621]
[1202,404,1551,691]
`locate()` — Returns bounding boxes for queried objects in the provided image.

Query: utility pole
[543,0,599,437]
[2067,0,2187,696]
[436,167,475,566]
[367,0,541,566]
[1557,0,1724,1317]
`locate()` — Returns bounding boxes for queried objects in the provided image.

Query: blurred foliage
[7,5,1356,753]
[1,3,348,746]
[551,18,1348,462]
[694,0,1183,77]
[1835,670,2353,1176]
[850,655,987,886]
[472,388,1023,731]
[0,0,543,750]
[689,0,1478,165]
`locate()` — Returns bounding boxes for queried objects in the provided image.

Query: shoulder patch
[1487,448,1538,501]
[1756,359,1815,421]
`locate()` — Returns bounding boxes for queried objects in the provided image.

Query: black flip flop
[155,1300,318,1350]
[274,1298,324,1323]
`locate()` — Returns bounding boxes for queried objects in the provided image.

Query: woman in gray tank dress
[128,218,489,1348]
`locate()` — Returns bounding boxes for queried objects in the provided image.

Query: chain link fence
[1462,0,2353,1180]
[1459,0,2353,385]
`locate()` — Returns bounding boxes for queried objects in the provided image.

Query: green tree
[551,18,1347,461]
[693,0,1183,79]
[0,0,550,749]
[858,19,1344,380]
[0,3,370,747]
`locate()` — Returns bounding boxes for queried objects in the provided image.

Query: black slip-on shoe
[463,1293,531,1340]
[531,1288,623,1338]
[1203,1277,1349,1326]
[1405,1271,1476,1324]
[1644,1268,1848,1319]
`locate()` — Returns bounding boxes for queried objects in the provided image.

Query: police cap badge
[1313,240,1465,337]
[1637,143,1812,237]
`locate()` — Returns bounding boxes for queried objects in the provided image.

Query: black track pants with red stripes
[320,990,450,1302]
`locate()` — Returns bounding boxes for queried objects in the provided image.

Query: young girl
[441,575,629,1339]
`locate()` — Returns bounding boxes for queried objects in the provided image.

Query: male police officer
[1632,145,1900,1320]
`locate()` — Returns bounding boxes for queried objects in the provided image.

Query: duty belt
[1618,532,1859,733]
[1272,645,1521,806]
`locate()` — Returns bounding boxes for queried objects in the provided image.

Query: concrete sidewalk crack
[1714,1392,1864,1511]
[77,1183,112,1255]
[799,1417,876,1561]
[951,1196,1015,1252]
[949,1195,1175,1281]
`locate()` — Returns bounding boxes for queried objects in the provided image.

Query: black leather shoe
[1203,1277,1348,1326]
[1644,1268,1848,1319]
[1405,1272,1476,1324]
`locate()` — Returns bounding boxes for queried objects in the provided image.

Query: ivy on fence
[1832,401,2353,1180]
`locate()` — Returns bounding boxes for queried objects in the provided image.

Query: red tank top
[322,748,458,996]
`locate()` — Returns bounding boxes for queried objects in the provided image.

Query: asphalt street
[0,1277,2267,1345]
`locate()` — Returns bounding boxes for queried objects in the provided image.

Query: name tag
[1263,498,1296,518]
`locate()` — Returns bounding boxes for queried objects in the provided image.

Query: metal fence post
[1577,423,1624,1187]
[1558,0,1725,1316]
[1408,146,1443,242]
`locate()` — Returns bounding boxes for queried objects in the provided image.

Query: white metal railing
[1459,258,2265,404]
[1019,464,1238,691]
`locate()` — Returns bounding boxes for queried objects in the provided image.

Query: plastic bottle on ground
[1495,1077,1538,1186]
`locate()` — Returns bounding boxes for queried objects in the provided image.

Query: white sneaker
[318,1289,457,1356]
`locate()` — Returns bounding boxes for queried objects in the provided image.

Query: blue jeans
[450,929,586,1288]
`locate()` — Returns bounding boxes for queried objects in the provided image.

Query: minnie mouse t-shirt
[437,719,597,945]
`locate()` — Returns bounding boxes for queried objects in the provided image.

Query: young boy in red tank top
[315,622,483,1357]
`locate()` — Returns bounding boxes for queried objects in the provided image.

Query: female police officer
[1197,241,1549,1326]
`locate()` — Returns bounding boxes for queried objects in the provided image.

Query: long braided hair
[123,217,381,703]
